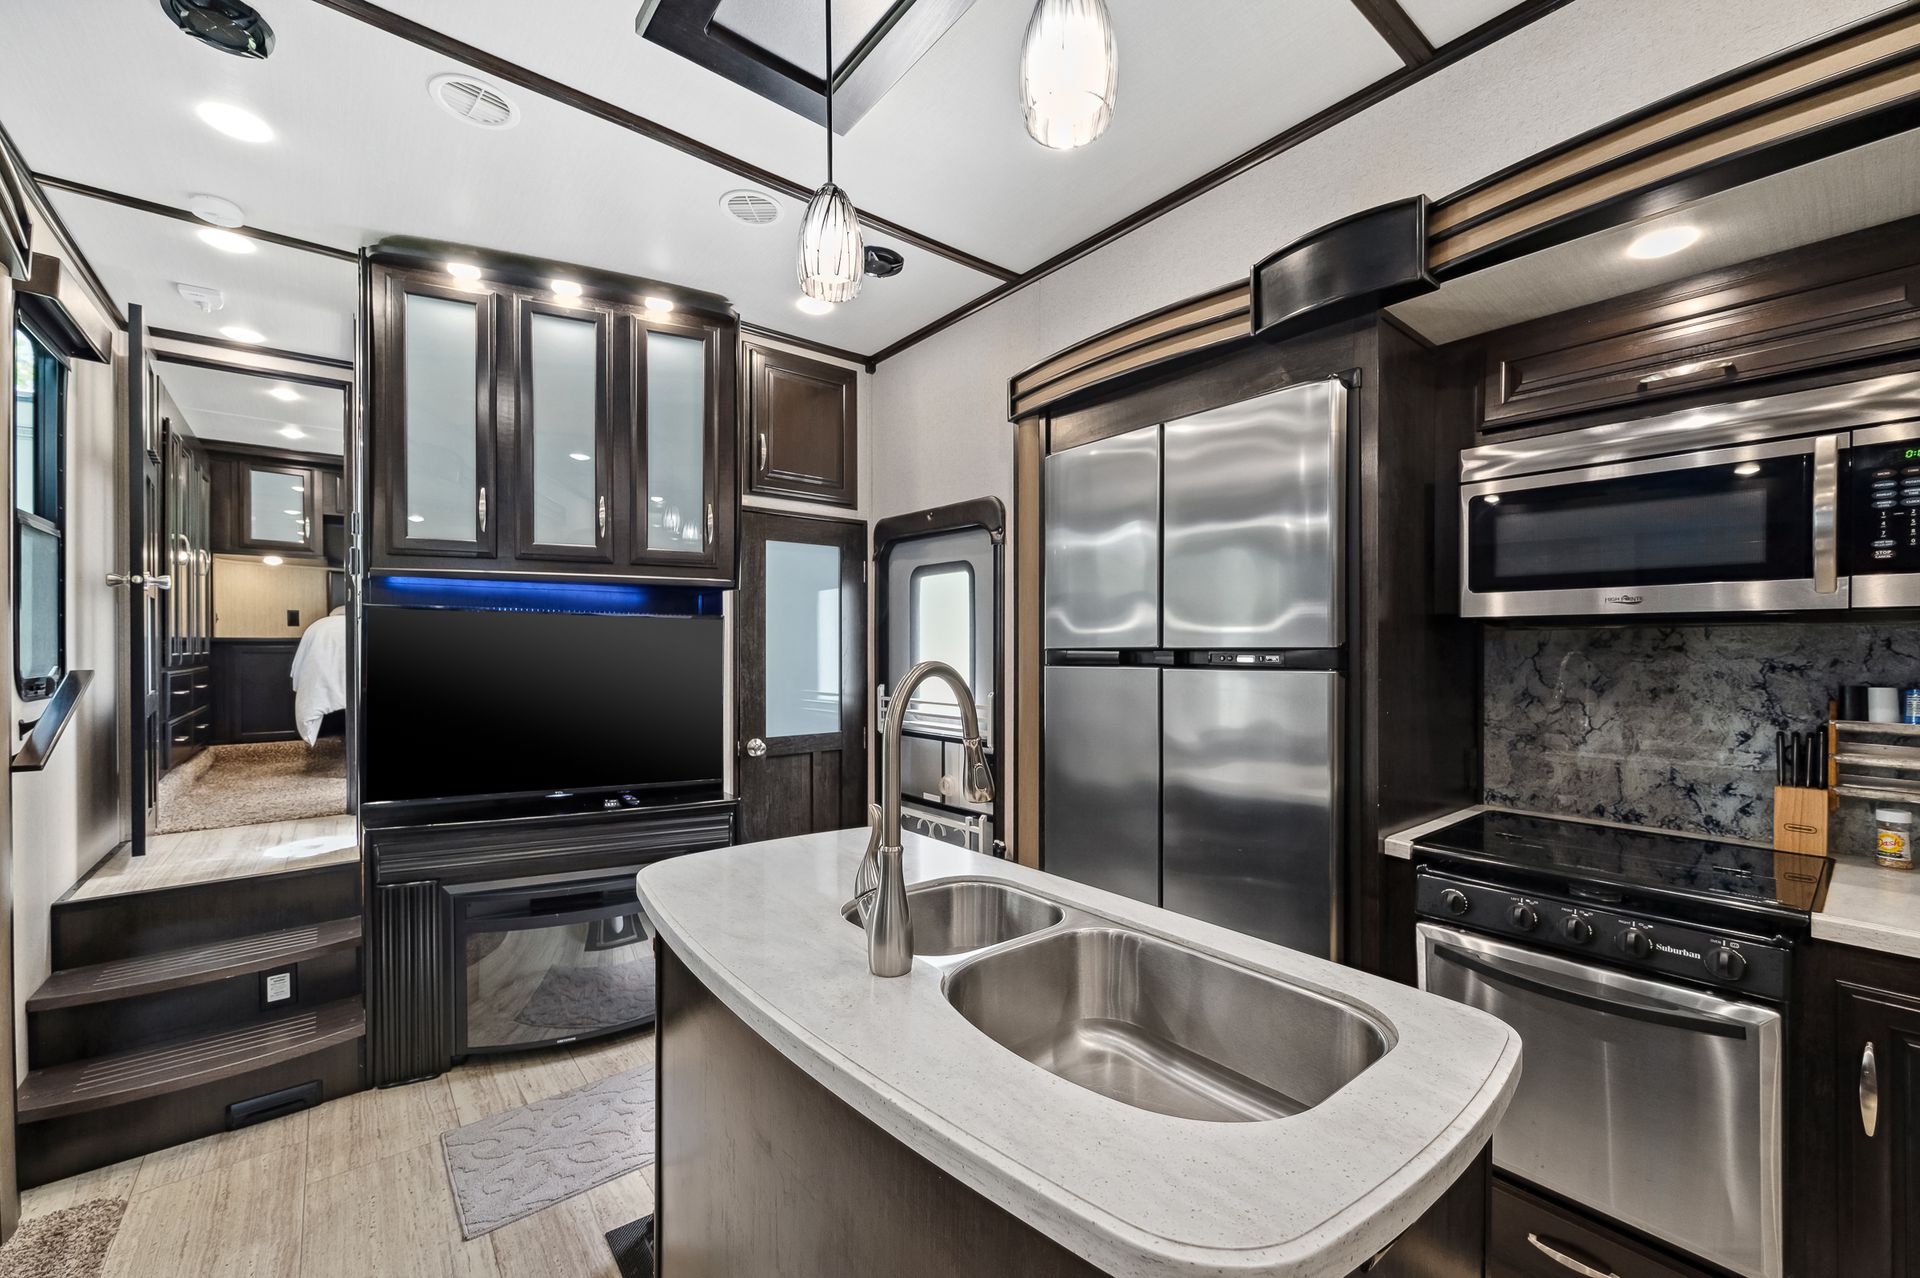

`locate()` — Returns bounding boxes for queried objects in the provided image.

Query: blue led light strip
[367,575,722,618]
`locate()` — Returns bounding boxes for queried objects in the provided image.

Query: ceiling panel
[3,0,992,356]
[356,0,1404,270]
[155,361,349,455]
[1394,0,1516,48]
[47,193,358,360]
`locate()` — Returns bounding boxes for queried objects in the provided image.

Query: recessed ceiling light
[198,227,256,254]
[567,452,590,462]
[195,100,274,143]
[446,261,482,281]
[796,297,834,316]
[187,194,246,228]
[279,425,305,439]
[643,296,674,313]
[220,325,264,343]
[1626,225,1702,260]
[551,279,583,299]
[261,555,284,566]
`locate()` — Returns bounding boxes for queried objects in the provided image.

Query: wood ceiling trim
[34,174,359,263]
[1009,282,1248,413]
[870,0,1573,368]
[1348,0,1435,66]
[1009,300,1252,420]
[308,0,1018,283]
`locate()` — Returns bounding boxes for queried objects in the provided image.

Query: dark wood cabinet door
[230,460,321,557]
[1837,977,1920,1278]
[510,295,618,564]
[734,510,867,843]
[211,639,300,744]
[373,272,500,561]
[743,343,857,507]
[628,314,735,577]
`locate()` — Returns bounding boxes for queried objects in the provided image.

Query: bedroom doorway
[128,327,356,858]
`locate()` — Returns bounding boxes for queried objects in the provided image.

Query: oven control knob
[1508,903,1539,932]
[1560,915,1594,944]
[1621,927,1654,959]
[1441,888,1471,916]
[1707,945,1748,981]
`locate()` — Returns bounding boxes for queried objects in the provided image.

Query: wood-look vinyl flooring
[67,816,359,902]
[21,1028,657,1277]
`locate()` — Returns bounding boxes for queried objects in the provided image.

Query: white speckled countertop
[1382,805,1920,960]
[637,830,1521,1278]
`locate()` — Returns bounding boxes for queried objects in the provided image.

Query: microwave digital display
[1848,438,1920,576]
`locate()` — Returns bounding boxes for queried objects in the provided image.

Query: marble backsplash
[1483,623,1920,851]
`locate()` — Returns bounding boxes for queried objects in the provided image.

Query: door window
[763,539,840,738]
[909,562,973,708]
[14,322,65,699]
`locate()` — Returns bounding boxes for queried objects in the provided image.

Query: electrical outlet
[262,970,294,1006]
[287,609,300,627]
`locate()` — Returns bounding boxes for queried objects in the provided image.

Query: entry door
[120,307,166,857]
[735,510,866,843]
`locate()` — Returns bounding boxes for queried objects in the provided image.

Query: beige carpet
[0,1198,125,1278]
[155,739,348,834]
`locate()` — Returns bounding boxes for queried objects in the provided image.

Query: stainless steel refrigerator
[1040,378,1345,957]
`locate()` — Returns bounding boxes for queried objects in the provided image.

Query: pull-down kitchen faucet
[854,660,994,976]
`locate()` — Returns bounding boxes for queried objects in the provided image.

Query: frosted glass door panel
[404,293,480,542]
[765,540,841,738]
[910,563,973,707]
[528,312,600,547]
[646,331,706,553]
[249,468,307,545]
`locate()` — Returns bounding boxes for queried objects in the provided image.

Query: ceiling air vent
[720,189,782,227]
[429,74,520,129]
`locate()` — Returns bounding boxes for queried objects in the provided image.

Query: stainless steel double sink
[844,879,1390,1123]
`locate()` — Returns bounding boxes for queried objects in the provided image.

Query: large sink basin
[843,880,1065,957]
[943,928,1389,1122]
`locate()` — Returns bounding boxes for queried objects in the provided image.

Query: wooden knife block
[1773,786,1831,856]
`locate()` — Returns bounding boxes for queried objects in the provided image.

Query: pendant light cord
[824,0,835,185]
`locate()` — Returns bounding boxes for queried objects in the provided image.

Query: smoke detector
[175,283,226,314]
[187,194,245,228]
[720,189,782,227]
[429,74,520,129]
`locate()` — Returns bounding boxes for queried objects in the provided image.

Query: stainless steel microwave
[1459,373,1920,619]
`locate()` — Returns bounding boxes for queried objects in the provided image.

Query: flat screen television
[363,606,724,806]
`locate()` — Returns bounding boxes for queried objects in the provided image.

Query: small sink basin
[842,881,1065,957]
[944,928,1388,1122]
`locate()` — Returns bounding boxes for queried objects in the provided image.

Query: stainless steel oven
[1418,922,1785,1278]
[1459,371,1920,618]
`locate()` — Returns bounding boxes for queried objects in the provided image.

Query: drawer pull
[1861,1040,1879,1137]
[1527,1232,1619,1278]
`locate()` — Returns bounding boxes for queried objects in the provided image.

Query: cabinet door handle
[1527,1233,1619,1278]
[1861,1040,1879,1137]
[758,430,768,472]
[477,486,488,533]
[706,502,714,543]
[598,495,607,539]
[1637,359,1734,390]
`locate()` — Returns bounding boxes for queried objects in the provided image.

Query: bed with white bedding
[290,610,348,746]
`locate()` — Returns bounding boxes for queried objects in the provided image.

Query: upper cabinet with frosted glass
[368,256,736,582]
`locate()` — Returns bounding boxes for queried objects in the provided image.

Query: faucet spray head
[961,736,995,803]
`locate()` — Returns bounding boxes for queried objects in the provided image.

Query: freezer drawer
[1041,666,1160,906]
[1162,668,1338,955]
[1163,379,1345,650]
[1043,425,1161,650]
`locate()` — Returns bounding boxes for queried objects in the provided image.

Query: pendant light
[1019,0,1117,150]
[798,0,864,303]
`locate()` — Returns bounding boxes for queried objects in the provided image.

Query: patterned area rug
[440,1065,656,1239]
[0,1198,126,1278]
[154,739,347,834]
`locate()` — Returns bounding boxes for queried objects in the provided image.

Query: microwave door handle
[1813,433,1840,594]
[1434,942,1752,1039]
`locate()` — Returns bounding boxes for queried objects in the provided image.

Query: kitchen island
[636,830,1521,1277]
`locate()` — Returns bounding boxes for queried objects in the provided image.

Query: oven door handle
[1435,942,1752,1039]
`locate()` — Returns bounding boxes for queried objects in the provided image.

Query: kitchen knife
[1812,729,1826,790]
[1791,732,1806,788]
[1776,730,1789,786]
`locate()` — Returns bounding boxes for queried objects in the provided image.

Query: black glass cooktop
[1415,810,1832,916]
